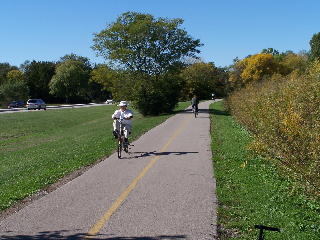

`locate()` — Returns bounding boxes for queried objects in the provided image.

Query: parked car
[105,99,114,104]
[26,99,46,110]
[7,100,25,108]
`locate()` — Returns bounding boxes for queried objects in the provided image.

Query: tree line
[0,55,110,107]
[0,12,227,115]
[2,11,319,116]
[226,32,320,90]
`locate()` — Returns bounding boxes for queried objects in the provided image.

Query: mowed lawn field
[0,102,190,211]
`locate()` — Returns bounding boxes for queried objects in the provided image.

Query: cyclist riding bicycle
[112,101,133,143]
[191,95,199,113]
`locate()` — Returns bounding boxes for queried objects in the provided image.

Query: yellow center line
[85,115,192,238]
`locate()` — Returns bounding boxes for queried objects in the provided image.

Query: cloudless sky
[1,0,319,67]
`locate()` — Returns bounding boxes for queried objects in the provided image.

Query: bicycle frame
[116,118,129,158]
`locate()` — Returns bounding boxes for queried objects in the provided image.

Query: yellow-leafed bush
[227,69,320,192]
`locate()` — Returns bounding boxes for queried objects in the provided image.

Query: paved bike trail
[0,100,217,239]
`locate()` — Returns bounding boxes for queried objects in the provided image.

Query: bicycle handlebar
[114,117,132,121]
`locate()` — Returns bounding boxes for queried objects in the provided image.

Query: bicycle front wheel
[117,141,122,158]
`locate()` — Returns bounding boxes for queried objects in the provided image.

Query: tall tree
[89,64,114,92]
[0,63,18,85]
[7,69,24,82]
[60,53,91,70]
[49,60,90,103]
[0,70,28,105]
[92,12,201,75]
[239,53,280,85]
[92,12,202,115]
[180,62,220,99]
[280,52,308,75]
[310,32,320,61]
[23,61,56,101]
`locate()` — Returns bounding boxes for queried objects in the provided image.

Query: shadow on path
[170,108,229,117]
[1,230,186,240]
[124,151,198,159]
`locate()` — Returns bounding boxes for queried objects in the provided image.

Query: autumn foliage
[227,52,320,191]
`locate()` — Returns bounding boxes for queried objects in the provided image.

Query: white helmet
[118,101,128,107]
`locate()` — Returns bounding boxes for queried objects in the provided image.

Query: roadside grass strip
[0,102,190,212]
[210,101,320,240]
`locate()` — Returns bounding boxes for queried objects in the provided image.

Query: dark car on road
[7,100,25,108]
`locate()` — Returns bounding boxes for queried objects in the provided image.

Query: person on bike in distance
[191,95,199,112]
[112,101,133,143]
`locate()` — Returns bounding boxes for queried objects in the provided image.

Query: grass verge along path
[0,102,189,212]
[210,101,320,240]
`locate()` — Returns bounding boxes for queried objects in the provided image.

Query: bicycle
[115,118,129,158]
[192,105,198,118]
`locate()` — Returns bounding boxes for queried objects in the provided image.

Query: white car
[105,99,114,104]
[27,99,46,110]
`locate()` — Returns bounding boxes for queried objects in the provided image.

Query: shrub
[132,73,181,116]
[227,71,320,192]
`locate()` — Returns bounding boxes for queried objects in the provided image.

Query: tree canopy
[0,69,28,104]
[92,11,202,75]
[0,63,18,85]
[49,59,90,103]
[89,64,114,92]
[240,54,279,83]
[180,62,222,99]
[23,61,56,101]
[60,53,92,70]
[92,12,202,115]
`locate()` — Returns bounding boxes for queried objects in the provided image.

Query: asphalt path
[0,100,217,240]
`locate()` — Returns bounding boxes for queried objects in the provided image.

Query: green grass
[0,102,190,211]
[210,101,320,240]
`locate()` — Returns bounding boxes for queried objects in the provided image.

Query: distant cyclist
[191,95,199,113]
[112,101,133,143]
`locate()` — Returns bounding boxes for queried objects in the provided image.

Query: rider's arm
[124,110,133,120]
[112,110,120,119]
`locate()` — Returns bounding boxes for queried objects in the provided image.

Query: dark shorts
[192,104,198,111]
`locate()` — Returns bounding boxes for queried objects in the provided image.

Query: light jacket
[112,109,133,126]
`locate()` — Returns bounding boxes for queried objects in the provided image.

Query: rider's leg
[123,125,132,142]
[113,120,120,138]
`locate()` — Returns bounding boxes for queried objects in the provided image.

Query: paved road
[0,103,112,114]
[0,101,217,240]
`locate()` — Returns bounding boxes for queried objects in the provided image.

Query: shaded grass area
[210,101,320,240]
[0,102,190,211]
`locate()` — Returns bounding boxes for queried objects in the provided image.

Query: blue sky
[1,0,319,67]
